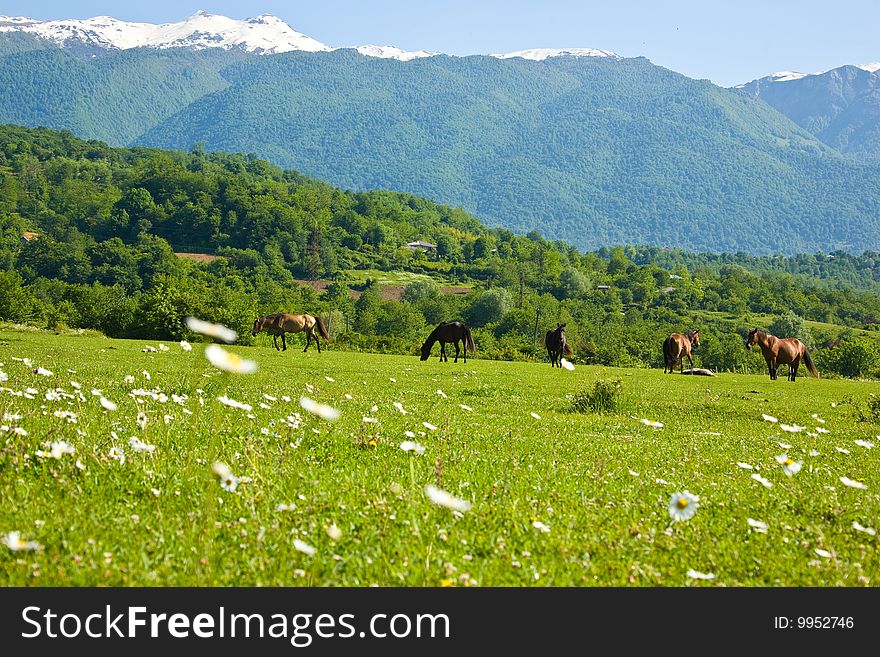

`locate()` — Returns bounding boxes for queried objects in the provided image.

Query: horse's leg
[303,331,310,352]
[314,329,322,354]
[687,350,694,371]
[454,340,460,363]
[764,355,774,380]
[281,333,287,351]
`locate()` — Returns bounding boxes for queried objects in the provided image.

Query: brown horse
[420,321,475,363]
[663,330,700,373]
[252,313,330,353]
[746,328,818,381]
[545,323,573,367]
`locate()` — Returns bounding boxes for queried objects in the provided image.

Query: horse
[746,328,818,381]
[663,330,700,374]
[545,323,573,367]
[420,321,475,363]
[252,313,330,353]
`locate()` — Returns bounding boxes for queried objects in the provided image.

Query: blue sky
[4,1,879,86]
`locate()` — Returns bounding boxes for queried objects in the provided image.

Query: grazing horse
[746,328,818,381]
[663,330,700,374]
[545,323,573,367]
[252,313,330,353]
[420,321,475,363]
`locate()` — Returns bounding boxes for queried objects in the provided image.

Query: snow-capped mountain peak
[768,71,808,82]
[354,45,439,62]
[491,47,620,61]
[0,11,331,54]
[857,61,880,73]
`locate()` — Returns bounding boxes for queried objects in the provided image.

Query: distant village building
[403,240,437,252]
[21,231,39,245]
[595,285,611,290]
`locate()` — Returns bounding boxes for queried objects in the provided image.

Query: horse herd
[251,313,819,381]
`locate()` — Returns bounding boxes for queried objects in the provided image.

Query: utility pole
[532,308,541,355]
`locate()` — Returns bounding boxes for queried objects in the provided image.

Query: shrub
[570,378,623,414]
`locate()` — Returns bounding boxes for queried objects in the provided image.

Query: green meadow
[1,328,878,586]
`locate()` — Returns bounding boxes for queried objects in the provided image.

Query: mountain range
[2,11,880,255]
[740,63,880,163]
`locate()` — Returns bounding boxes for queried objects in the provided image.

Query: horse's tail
[563,343,573,357]
[315,316,331,342]
[662,336,672,363]
[803,348,819,378]
[464,326,475,354]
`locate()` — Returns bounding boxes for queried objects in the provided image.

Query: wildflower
[815,427,830,434]
[840,476,867,490]
[298,396,340,421]
[777,441,792,449]
[205,345,257,374]
[747,518,768,533]
[628,469,640,477]
[35,367,53,376]
[136,412,148,430]
[217,396,252,412]
[751,474,772,489]
[99,397,117,411]
[459,404,473,412]
[425,485,472,512]
[264,394,278,402]
[853,521,876,536]
[128,436,155,454]
[780,424,805,433]
[775,454,802,477]
[150,488,160,497]
[811,414,825,423]
[532,520,551,533]
[809,450,820,456]
[324,376,335,382]
[641,419,663,429]
[668,491,699,521]
[179,340,193,352]
[761,414,778,423]
[560,358,575,371]
[2,531,42,552]
[814,548,832,559]
[392,402,408,415]
[293,539,317,556]
[836,447,850,454]
[158,344,169,352]
[124,375,135,384]
[736,462,754,470]
[436,390,447,398]
[327,525,342,541]
[184,316,238,343]
[404,430,416,438]
[211,462,238,492]
[423,421,437,431]
[400,441,426,455]
[686,569,715,580]
[854,440,874,449]
[108,447,125,464]
[362,416,378,424]
[530,412,541,420]
[69,381,81,390]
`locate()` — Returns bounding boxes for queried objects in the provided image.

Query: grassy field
[1,328,878,586]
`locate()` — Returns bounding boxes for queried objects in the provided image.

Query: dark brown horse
[746,328,818,381]
[252,313,330,353]
[545,323,573,367]
[663,330,700,373]
[420,322,475,363]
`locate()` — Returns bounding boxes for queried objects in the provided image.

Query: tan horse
[746,328,818,381]
[663,330,700,373]
[252,313,330,353]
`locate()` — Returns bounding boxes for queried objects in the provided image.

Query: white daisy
[815,427,830,434]
[809,450,820,456]
[1,531,42,552]
[641,419,663,429]
[840,476,868,490]
[761,414,778,423]
[158,344,169,352]
[853,521,876,536]
[99,397,117,411]
[736,462,754,470]
[299,396,341,421]
[532,521,551,533]
[217,396,252,412]
[35,367,53,376]
[814,548,832,559]
[459,404,473,412]
[780,424,805,433]
[836,447,850,454]
[179,340,193,351]
[108,447,125,464]
[775,454,802,477]
[69,381,81,390]
[854,440,874,449]
[747,518,768,533]
[393,402,408,415]
[436,389,447,398]
[124,374,135,384]
[404,430,416,438]
[128,436,155,454]
[293,539,317,556]
[362,417,378,423]
[777,442,792,449]
[686,569,715,580]
[425,484,472,512]
[400,441,426,455]
[326,525,342,541]
[751,473,772,489]
[184,316,238,343]
[423,422,438,431]
[530,412,541,420]
[204,345,257,374]
[668,491,699,521]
